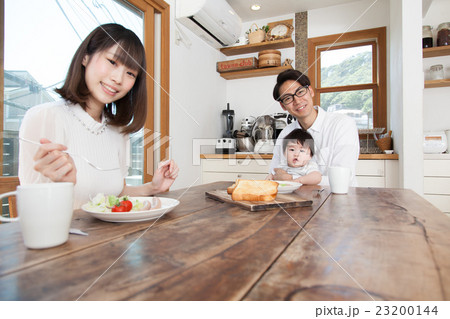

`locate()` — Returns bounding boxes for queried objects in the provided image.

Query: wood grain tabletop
[1,182,449,301]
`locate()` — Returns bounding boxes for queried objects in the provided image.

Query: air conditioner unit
[176,0,242,48]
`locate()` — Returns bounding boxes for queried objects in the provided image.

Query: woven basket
[375,130,392,151]
[248,23,265,44]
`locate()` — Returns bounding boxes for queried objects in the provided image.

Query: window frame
[307,27,387,130]
[0,0,170,184]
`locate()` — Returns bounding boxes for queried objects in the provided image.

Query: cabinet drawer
[424,160,450,177]
[202,172,268,184]
[356,176,385,187]
[423,194,450,213]
[424,177,450,195]
[356,160,384,176]
[201,158,271,173]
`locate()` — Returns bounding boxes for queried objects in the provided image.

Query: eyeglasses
[279,85,309,105]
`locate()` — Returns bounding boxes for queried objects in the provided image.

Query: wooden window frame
[307,27,387,130]
[0,0,170,184]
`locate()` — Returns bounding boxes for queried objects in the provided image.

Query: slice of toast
[231,179,278,202]
[227,183,236,194]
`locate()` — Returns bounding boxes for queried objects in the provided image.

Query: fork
[19,137,121,171]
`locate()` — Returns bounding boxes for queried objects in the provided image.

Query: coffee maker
[216,103,236,154]
[222,103,234,138]
[271,112,295,138]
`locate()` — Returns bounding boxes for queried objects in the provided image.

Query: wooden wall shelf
[219,66,292,80]
[423,46,450,58]
[425,79,450,88]
[220,38,294,56]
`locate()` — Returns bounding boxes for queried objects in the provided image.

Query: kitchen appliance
[221,103,235,138]
[271,112,293,138]
[240,116,255,136]
[423,131,448,154]
[236,137,254,152]
[252,115,276,154]
[176,0,242,49]
[215,138,236,154]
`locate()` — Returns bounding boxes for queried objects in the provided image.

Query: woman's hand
[273,168,293,181]
[32,138,77,184]
[150,159,179,193]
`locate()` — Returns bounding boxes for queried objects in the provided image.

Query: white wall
[168,0,227,190]
[225,14,296,126]
[422,0,450,132]
[308,0,390,38]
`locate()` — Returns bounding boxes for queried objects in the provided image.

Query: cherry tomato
[111,200,133,212]
[111,205,127,212]
[120,200,133,212]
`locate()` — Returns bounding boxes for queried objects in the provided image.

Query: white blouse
[19,100,129,209]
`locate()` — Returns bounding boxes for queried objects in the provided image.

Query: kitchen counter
[200,153,400,188]
[200,153,399,160]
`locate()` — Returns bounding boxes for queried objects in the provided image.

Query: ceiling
[226,0,363,22]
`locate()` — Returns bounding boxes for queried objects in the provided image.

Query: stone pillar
[295,11,308,75]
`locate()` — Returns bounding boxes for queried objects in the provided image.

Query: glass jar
[430,64,444,80]
[437,22,450,46]
[422,25,433,48]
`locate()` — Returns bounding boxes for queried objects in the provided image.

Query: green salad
[85,193,147,213]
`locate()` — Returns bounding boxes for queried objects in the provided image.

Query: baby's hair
[282,129,314,157]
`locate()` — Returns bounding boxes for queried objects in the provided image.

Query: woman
[19,23,178,208]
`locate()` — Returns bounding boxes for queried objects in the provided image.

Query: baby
[273,129,322,185]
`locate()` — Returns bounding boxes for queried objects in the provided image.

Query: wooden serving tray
[205,189,312,212]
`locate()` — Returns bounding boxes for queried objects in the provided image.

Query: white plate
[274,180,302,194]
[81,197,180,223]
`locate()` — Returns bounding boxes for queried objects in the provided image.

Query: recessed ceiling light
[251,4,261,11]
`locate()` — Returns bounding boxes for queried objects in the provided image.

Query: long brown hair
[55,23,147,134]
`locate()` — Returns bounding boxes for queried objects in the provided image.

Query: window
[308,27,386,130]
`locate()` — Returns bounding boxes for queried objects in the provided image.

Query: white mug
[0,183,74,249]
[236,36,248,45]
[328,166,352,194]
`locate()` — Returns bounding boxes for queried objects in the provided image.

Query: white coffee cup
[0,183,74,249]
[236,36,248,45]
[328,166,352,194]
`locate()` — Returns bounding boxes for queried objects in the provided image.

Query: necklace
[66,102,108,135]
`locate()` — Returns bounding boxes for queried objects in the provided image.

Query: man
[269,69,359,185]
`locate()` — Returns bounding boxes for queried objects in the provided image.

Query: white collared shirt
[270,106,360,185]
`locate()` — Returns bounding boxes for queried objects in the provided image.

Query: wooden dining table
[1,181,450,301]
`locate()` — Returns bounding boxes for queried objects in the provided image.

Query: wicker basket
[375,130,392,151]
[248,23,265,44]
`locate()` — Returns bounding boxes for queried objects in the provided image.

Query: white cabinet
[201,158,271,184]
[423,154,450,214]
[201,156,399,188]
[355,160,399,188]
